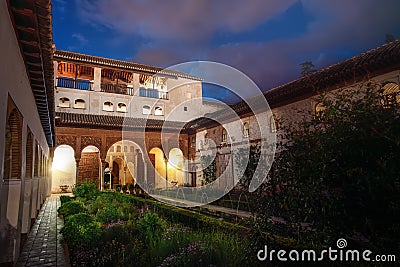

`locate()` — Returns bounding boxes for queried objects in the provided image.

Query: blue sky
[53,0,400,103]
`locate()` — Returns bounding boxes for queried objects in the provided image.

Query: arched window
[124,146,128,152]
[315,102,326,120]
[4,109,23,179]
[34,142,39,177]
[117,103,127,112]
[130,146,134,153]
[381,82,400,107]
[154,106,163,116]
[26,129,33,178]
[116,146,121,152]
[103,101,113,112]
[142,105,151,115]
[204,133,209,144]
[191,137,196,148]
[74,99,85,109]
[243,122,250,138]
[221,128,227,143]
[59,97,70,108]
[109,146,114,152]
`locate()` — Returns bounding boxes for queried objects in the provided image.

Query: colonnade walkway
[16,195,70,267]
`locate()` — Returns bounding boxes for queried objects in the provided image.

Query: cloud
[75,0,400,98]
[68,33,89,51]
[76,0,296,41]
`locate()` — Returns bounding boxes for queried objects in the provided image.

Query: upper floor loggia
[53,50,202,100]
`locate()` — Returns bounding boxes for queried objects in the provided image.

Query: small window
[143,105,151,115]
[154,106,163,116]
[184,106,188,111]
[116,146,121,152]
[381,82,400,107]
[130,146,134,153]
[103,101,113,112]
[221,128,227,143]
[124,146,128,152]
[191,137,196,148]
[59,97,70,108]
[117,103,127,112]
[204,133,209,145]
[315,102,326,120]
[109,146,114,152]
[74,99,85,109]
[243,122,250,138]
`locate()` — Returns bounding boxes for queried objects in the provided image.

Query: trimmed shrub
[61,213,102,249]
[72,181,99,200]
[58,201,86,218]
[60,195,71,205]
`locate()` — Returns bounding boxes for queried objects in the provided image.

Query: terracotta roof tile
[56,112,186,132]
[54,50,202,81]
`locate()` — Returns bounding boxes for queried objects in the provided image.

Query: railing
[56,77,92,90]
[139,87,168,100]
[100,83,134,96]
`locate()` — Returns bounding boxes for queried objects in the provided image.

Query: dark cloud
[75,0,400,98]
[77,0,296,41]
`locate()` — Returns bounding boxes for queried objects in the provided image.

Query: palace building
[1,0,400,265]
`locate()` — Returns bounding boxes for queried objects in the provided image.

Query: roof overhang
[8,0,55,146]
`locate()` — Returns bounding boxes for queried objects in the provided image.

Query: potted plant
[128,183,134,194]
[115,184,121,192]
[121,184,128,194]
[134,183,141,195]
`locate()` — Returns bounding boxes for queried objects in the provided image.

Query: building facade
[0,0,54,265]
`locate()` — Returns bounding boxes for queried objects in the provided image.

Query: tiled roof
[227,40,400,117]
[54,50,202,81]
[9,0,55,146]
[56,112,186,132]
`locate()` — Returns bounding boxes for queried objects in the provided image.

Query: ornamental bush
[61,213,102,249]
[57,201,86,218]
[72,181,99,200]
[59,195,71,205]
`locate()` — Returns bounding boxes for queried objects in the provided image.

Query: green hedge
[58,201,86,218]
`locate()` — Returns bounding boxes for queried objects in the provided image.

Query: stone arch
[4,108,23,179]
[168,148,185,186]
[78,145,101,188]
[26,128,34,178]
[52,145,76,192]
[106,140,145,189]
[149,147,166,189]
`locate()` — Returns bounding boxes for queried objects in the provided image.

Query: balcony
[139,87,168,100]
[56,77,92,90]
[100,83,134,96]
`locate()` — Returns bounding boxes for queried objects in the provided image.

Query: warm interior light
[52,145,75,172]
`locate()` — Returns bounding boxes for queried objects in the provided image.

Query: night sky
[53,0,400,103]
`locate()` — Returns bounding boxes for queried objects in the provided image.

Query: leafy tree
[300,61,316,77]
[201,155,217,185]
[253,82,400,251]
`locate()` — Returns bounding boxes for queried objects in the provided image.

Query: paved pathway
[16,195,70,267]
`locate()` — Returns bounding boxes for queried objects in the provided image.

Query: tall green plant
[201,155,216,185]
[254,83,400,250]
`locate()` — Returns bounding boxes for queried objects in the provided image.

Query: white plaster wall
[0,0,51,166]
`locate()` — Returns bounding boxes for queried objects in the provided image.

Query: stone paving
[16,195,70,267]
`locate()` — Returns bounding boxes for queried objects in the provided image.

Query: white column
[93,67,102,91]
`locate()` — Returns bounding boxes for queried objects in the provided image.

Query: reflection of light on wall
[52,145,75,172]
